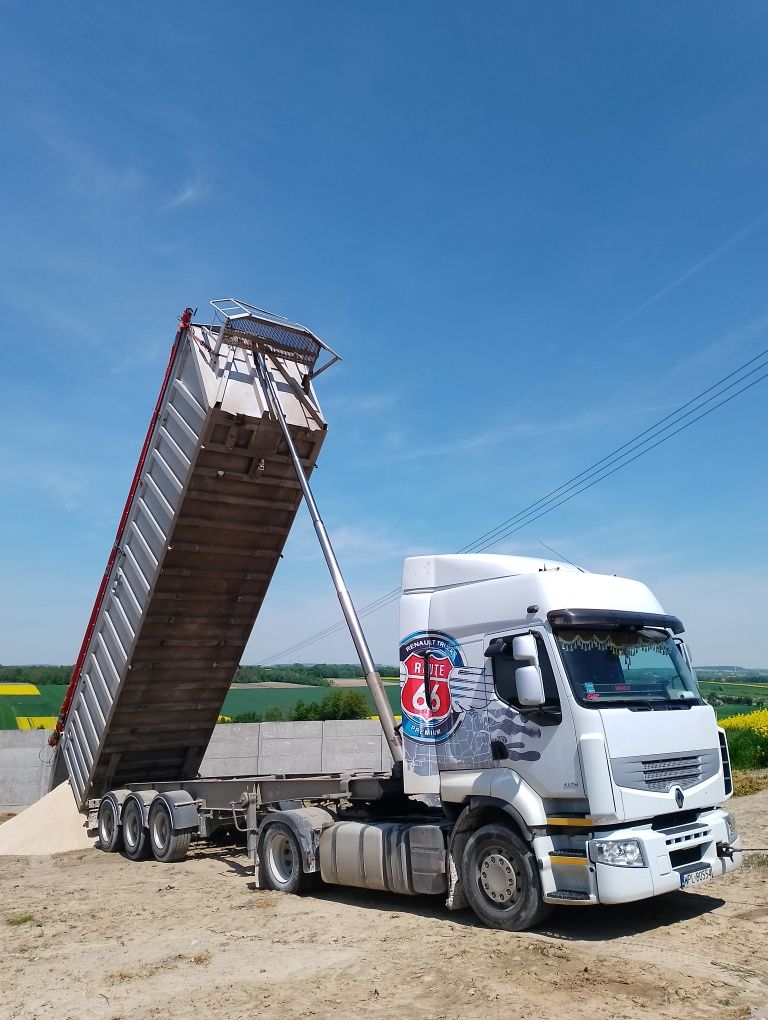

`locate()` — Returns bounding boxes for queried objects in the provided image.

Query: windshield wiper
[592,698,692,711]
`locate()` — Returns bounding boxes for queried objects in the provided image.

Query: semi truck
[51,298,742,931]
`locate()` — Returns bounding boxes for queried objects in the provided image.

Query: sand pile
[0,781,94,855]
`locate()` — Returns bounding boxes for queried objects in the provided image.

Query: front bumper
[593,807,741,904]
[538,807,742,906]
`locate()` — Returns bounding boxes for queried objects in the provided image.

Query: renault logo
[674,787,685,809]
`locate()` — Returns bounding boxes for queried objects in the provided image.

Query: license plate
[680,865,713,888]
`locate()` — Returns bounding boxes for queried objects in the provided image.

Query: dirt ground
[0,791,766,1020]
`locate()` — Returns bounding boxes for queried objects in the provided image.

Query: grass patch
[723,726,768,770]
[107,951,212,984]
[6,914,34,926]
[250,891,278,909]
[743,853,768,871]
[732,771,768,797]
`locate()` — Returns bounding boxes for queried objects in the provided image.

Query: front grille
[642,756,702,791]
[611,748,720,792]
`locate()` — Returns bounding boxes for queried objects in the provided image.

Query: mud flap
[445,829,470,911]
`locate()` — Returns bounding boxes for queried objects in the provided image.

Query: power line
[260,586,402,664]
[259,348,768,664]
[259,586,403,664]
[472,364,768,551]
[459,345,768,553]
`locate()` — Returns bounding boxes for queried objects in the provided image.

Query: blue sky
[1,3,766,667]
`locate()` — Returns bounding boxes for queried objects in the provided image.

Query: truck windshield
[553,629,701,708]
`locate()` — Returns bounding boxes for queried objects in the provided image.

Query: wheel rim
[99,804,115,845]
[124,807,141,850]
[266,832,295,885]
[152,810,170,852]
[477,846,522,908]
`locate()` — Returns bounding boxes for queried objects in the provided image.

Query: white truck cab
[399,554,741,921]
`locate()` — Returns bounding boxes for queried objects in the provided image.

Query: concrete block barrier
[0,719,397,812]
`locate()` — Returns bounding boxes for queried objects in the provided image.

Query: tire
[461,823,552,931]
[96,796,123,853]
[148,799,191,863]
[121,797,150,861]
[260,822,317,895]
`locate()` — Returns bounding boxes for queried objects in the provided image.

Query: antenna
[538,539,585,572]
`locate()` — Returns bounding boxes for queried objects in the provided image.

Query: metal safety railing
[209,298,341,379]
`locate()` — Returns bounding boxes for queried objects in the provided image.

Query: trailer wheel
[260,822,316,895]
[148,799,191,863]
[121,797,149,861]
[96,796,124,853]
[462,823,552,931]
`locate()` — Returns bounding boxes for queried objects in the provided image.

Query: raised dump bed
[55,301,333,809]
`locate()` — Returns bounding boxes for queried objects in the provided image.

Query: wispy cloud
[0,462,86,511]
[284,514,419,567]
[376,400,670,466]
[592,211,768,346]
[657,309,768,390]
[166,176,209,209]
[21,112,144,197]
[324,391,397,415]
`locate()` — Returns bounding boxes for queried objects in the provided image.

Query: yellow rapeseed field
[720,708,768,738]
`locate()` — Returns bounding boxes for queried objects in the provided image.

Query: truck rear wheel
[462,823,552,931]
[260,822,317,895]
[121,797,149,861]
[148,799,191,863]
[96,796,123,853]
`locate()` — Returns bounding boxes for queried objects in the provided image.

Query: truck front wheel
[462,823,552,931]
[260,822,317,895]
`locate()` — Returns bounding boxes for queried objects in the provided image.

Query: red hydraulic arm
[49,308,195,746]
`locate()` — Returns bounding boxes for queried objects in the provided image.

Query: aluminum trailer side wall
[60,325,326,809]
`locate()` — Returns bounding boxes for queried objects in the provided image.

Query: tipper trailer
[52,299,742,931]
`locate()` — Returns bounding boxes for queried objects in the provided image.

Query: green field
[699,680,768,698]
[0,684,404,729]
[711,704,766,719]
[0,685,64,729]
[1,679,766,729]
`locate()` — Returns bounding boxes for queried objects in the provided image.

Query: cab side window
[492,632,560,709]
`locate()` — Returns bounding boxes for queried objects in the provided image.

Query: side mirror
[512,634,538,664]
[516,664,545,707]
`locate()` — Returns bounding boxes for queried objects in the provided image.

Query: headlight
[591,838,645,868]
[723,811,738,842]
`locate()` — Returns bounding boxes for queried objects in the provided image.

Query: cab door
[485,628,581,800]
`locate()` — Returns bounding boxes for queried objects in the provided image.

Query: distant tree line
[708,693,768,707]
[0,663,400,687]
[232,663,399,685]
[223,688,370,724]
[0,665,73,685]
[699,673,768,684]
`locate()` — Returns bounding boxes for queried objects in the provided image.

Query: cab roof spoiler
[547,608,684,634]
